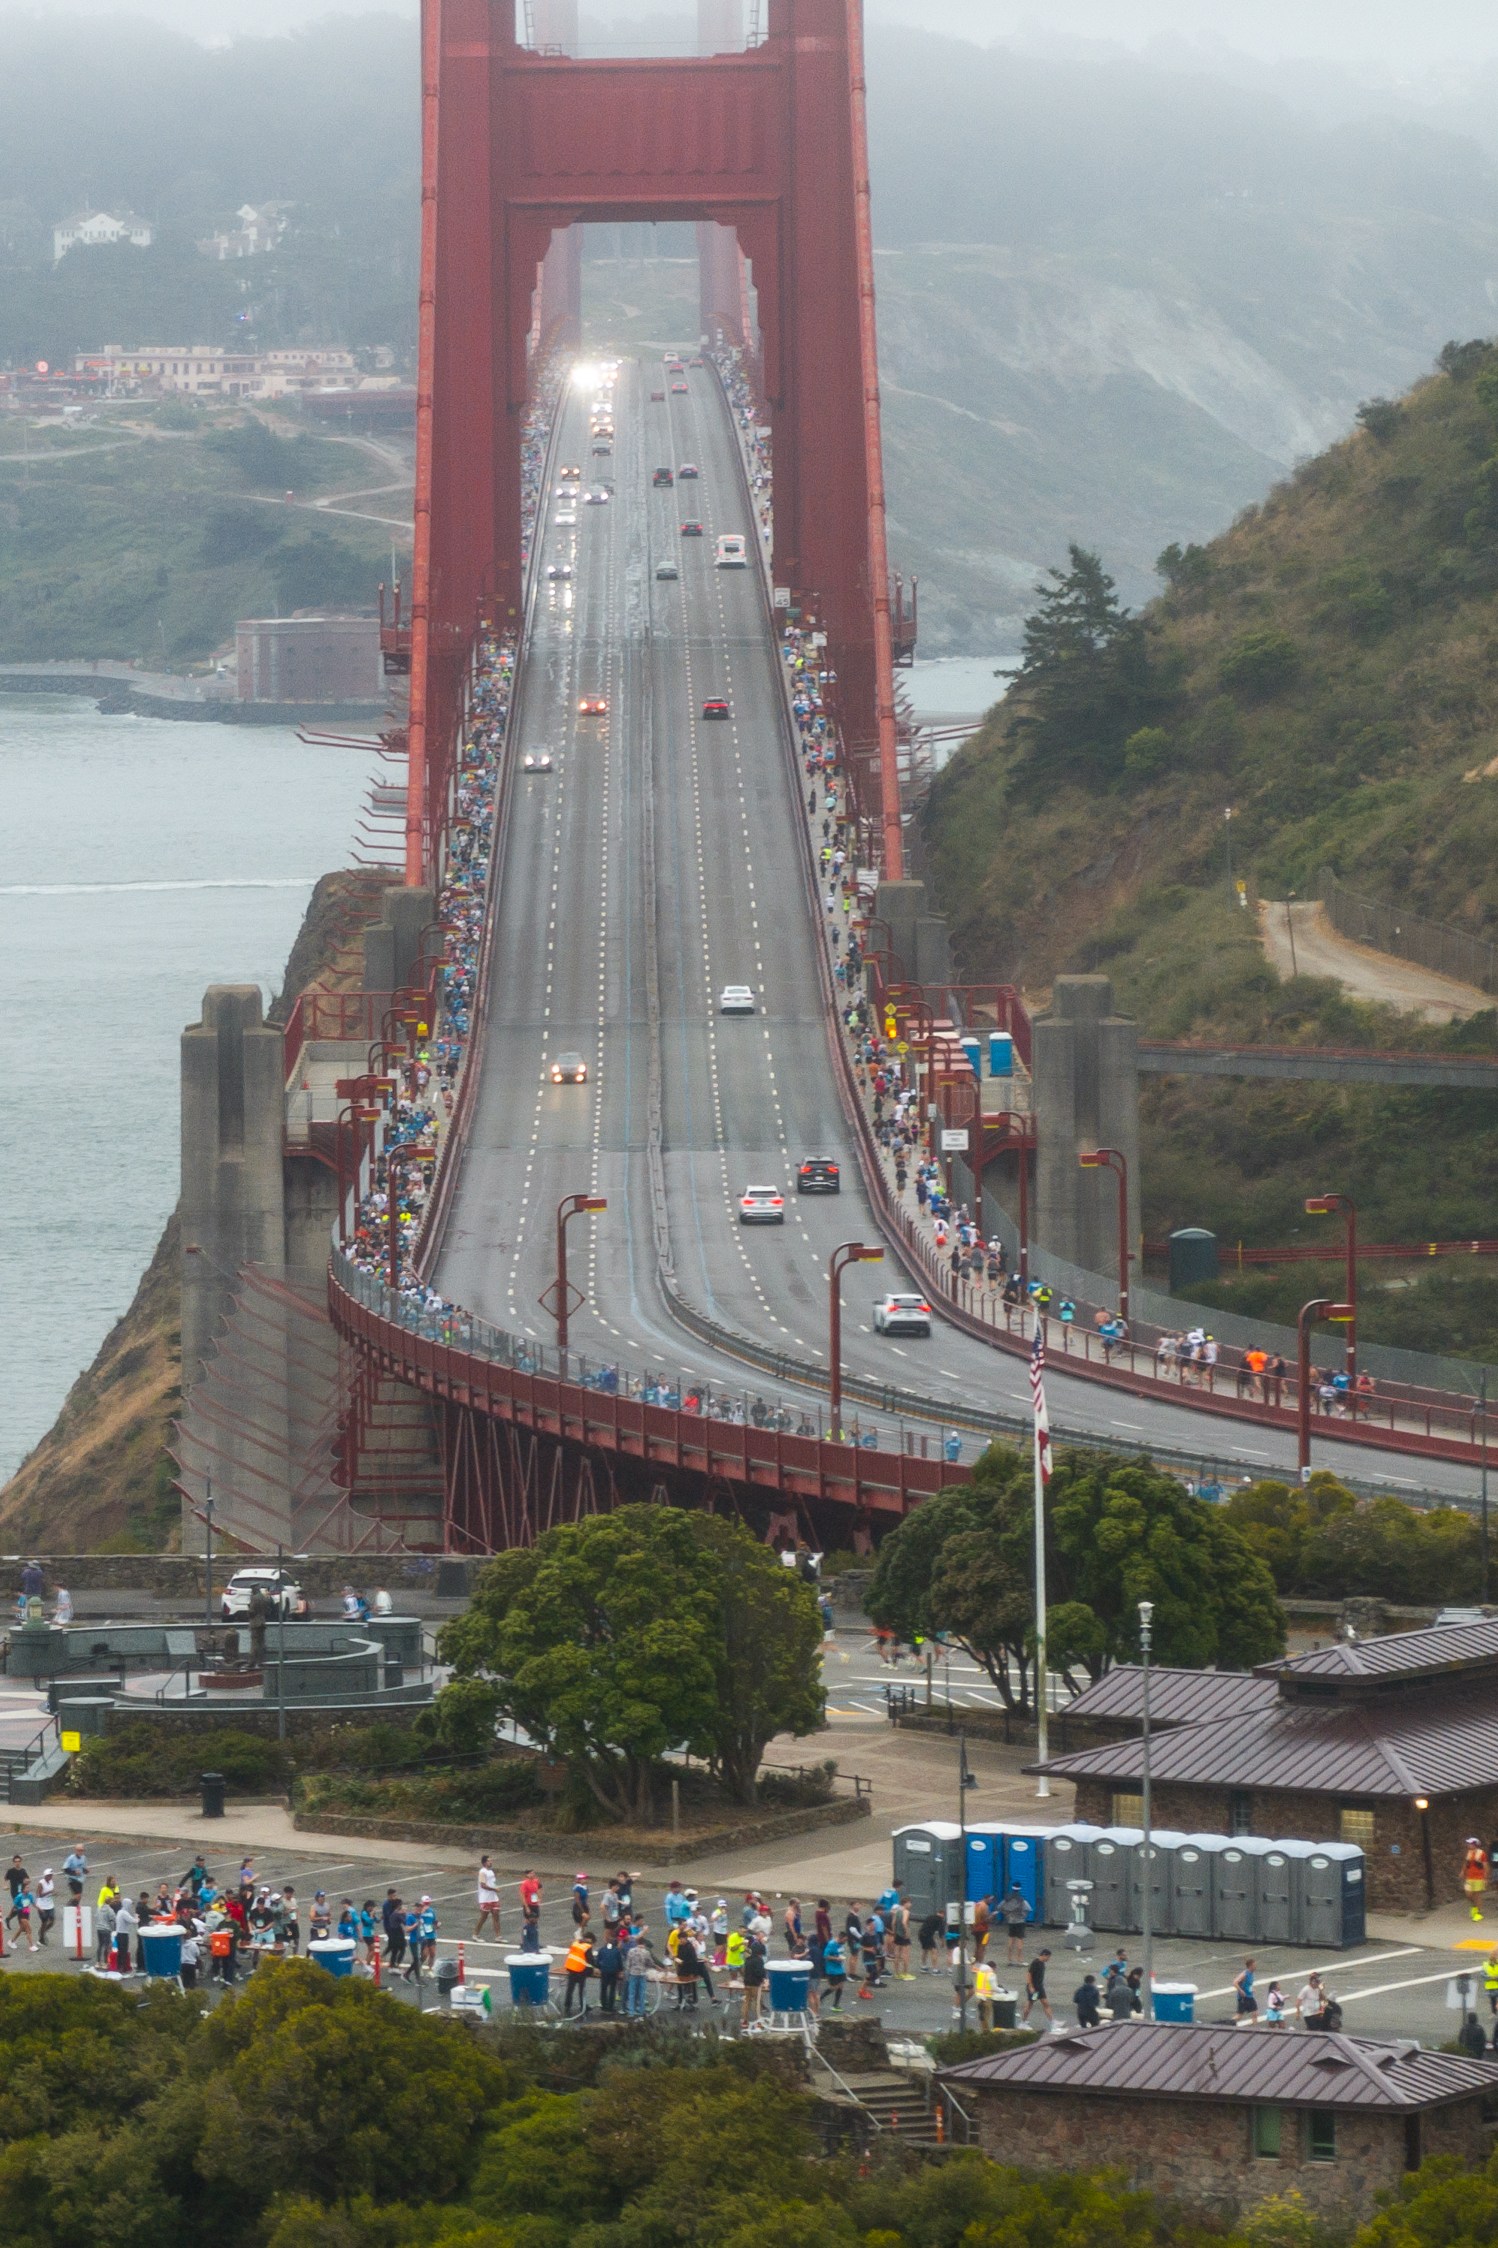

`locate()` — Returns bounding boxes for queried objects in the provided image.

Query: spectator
[1074,1972,1102,2027]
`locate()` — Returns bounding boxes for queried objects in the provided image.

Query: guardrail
[329,1254,963,1522]
[284,991,385,1086]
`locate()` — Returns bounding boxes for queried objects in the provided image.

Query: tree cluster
[1010,545,1162,786]
[1222,1474,1484,1605]
[1,1966,1494,2248]
[866,1446,1284,1711]
[436,1506,824,1820]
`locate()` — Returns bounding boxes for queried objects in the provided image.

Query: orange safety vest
[564,1939,592,1975]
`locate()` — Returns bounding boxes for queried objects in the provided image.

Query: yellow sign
[896,1041,909,1056]
[60,1731,81,1753]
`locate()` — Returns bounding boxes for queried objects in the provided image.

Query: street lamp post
[1305,1193,1357,1380]
[551,1193,608,1352]
[956,1728,978,2033]
[1138,1599,1155,2021]
[203,1476,214,1630]
[830,1241,885,1437]
[1296,1297,1356,1478]
[1078,1148,1131,1320]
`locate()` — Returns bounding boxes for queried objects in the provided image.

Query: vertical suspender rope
[405,0,442,887]
[845,0,904,881]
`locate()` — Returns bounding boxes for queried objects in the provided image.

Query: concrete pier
[1031,974,1141,1278]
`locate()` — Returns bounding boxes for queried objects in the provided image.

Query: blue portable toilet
[1292,1841,1366,1949]
[1087,1828,1142,1932]
[1255,1842,1296,1945]
[1172,1835,1228,1940]
[960,1035,982,1081]
[1214,1838,1275,1942]
[1043,1824,1102,1926]
[988,1032,1014,1078]
[1138,1831,1189,1938]
[964,1825,1003,1904]
[999,1827,1048,1920]
[892,1822,961,1921]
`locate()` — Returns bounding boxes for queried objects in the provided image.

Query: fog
[8,0,1498,71]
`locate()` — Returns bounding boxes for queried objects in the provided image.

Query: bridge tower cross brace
[408,0,903,882]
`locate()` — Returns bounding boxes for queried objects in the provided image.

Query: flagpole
[1033,1311,1050,1798]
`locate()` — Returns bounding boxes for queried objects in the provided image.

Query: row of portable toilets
[892,1823,1366,1950]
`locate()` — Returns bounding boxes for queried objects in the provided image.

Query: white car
[555,510,577,527]
[522,752,553,772]
[872,1293,933,1337]
[719,984,755,1014]
[220,1567,307,1621]
[655,561,679,581]
[583,487,611,505]
[739,1185,785,1225]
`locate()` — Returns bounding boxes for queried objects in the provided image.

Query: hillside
[0,404,399,665]
[922,341,1498,1361]
[7,19,1498,653]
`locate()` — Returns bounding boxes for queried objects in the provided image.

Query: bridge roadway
[433,357,1481,1507]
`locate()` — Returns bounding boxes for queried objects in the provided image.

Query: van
[715,533,748,568]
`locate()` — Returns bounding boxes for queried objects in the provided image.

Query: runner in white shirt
[475,1853,502,1939]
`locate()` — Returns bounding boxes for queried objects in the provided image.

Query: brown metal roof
[1032,1673,1498,1798]
[1262,1618,1498,1687]
[941,2022,1498,2110]
[1063,1665,1275,1729]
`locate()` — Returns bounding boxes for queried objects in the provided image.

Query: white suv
[220,1567,307,1620]
[872,1293,933,1337]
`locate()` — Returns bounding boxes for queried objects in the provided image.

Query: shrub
[1219,627,1300,700]
[68,1725,290,1799]
[1123,724,1171,779]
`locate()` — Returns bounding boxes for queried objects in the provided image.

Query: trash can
[436,1957,461,1998]
[506,1950,552,2008]
[766,1958,812,2013]
[308,1939,357,1978]
[991,1991,1018,2029]
[140,1924,183,1979]
[1153,1982,1197,2023]
[384,1657,404,1689]
[199,1771,226,1819]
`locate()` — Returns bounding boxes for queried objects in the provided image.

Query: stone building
[1030,1619,1498,1912]
[942,2023,1498,2227]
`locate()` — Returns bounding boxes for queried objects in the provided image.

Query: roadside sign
[60,1730,81,1752]
[941,1128,969,1153]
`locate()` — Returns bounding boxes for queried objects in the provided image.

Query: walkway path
[1260,899,1490,1023]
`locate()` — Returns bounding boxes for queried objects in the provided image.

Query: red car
[678,463,700,479]
[578,695,607,716]
[671,381,688,394]
[702,698,730,720]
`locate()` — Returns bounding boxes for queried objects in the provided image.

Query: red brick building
[942,2022,1498,2226]
[1031,1619,1498,1912]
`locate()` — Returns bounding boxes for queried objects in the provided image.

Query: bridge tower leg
[534,0,583,351]
[1031,975,1141,1281]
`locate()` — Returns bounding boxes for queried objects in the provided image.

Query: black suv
[797,1158,841,1194]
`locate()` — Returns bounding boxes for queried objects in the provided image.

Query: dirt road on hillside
[1259,899,1491,1022]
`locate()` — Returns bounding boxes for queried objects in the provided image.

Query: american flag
[1030,1324,1052,1485]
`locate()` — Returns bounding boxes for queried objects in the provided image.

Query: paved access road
[0,1823,1480,2051]
[436,355,1486,1505]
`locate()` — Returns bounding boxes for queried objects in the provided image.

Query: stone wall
[4,1556,479,1600]
[1068,1778,1498,1913]
[967,2085,1486,2227]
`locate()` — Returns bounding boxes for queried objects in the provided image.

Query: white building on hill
[53,210,154,263]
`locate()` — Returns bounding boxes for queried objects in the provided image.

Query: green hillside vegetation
[0,406,395,663]
[924,341,1498,1361]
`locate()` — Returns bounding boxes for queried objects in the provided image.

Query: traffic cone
[371,1938,381,1989]
[457,1940,466,1985]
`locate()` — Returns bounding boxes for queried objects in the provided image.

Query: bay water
[0,696,375,1483]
